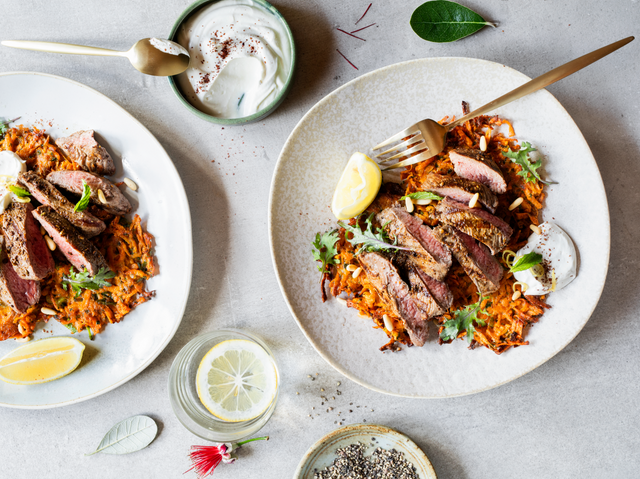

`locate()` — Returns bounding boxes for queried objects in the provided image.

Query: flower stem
[236,436,269,447]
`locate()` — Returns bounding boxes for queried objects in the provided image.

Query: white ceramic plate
[0,72,192,408]
[294,423,437,479]
[269,58,610,398]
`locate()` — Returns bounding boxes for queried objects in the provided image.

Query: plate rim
[268,57,611,398]
[0,71,194,409]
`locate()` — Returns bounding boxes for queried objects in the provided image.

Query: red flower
[185,436,269,478]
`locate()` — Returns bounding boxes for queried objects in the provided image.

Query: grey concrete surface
[0,1,638,478]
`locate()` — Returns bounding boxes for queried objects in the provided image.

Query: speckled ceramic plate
[0,72,192,408]
[294,423,437,479]
[269,58,610,398]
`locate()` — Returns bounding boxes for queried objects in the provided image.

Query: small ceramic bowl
[168,0,296,125]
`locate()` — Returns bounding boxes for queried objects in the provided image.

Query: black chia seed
[313,443,420,479]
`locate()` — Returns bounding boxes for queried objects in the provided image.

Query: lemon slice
[331,152,382,220]
[196,339,278,422]
[0,337,85,385]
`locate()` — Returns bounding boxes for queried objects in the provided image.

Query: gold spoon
[1,38,190,76]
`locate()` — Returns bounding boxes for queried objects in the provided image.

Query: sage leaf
[410,1,495,43]
[400,191,443,201]
[510,251,543,273]
[86,415,158,456]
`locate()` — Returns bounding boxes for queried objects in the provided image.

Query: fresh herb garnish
[0,117,20,138]
[7,185,30,197]
[62,267,115,294]
[510,251,543,273]
[64,323,78,333]
[400,191,443,201]
[503,142,556,185]
[87,327,94,340]
[410,1,495,43]
[339,213,411,254]
[440,295,490,344]
[312,230,340,273]
[73,180,92,212]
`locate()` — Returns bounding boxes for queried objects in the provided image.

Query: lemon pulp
[331,152,382,220]
[0,337,85,385]
[196,339,278,423]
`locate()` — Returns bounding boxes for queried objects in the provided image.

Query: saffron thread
[355,3,372,25]
[351,23,376,34]
[337,28,366,41]
[336,49,358,70]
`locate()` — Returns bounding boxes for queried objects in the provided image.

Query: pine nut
[17,323,25,335]
[40,226,46,236]
[346,264,357,272]
[415,199,432,205]
[15,336,31,343]
[97,189,108,204]
[468,193,479,208]
[479,135,487,152]
[405,196,414,213]
[382,314,393,331]
[512,291,522,301]
[123,177,138,191]
[352,267,362,279]
[336,297,348,306]
[44,235,56,251]
[14,196,30,203]
[41,307,57,316]
[530,224,541,235]
[509,197,524,211]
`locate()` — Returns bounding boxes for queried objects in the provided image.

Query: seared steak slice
[421,174,498,213]
[55,130,116,176]
[18,171,106,237]
[2,202,55,280]
[32,206,109,276]
[436,197,513,254]
[449,148,507,194]
[411,266,453,312]
[407,267,452,318]
[0,252,41,313]
[432,224,503,295]
[376,207,451,281]
[357,252,429,347]
[47,170,131,216]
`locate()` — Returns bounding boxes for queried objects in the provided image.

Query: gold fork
[373,36,634,170]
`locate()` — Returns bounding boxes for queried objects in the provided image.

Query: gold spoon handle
[1,40,126,57]
[447,36,635,130]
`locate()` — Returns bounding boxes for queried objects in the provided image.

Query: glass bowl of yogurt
[169,0,296,125]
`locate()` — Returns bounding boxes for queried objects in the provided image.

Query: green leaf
[7,184,30,197]
[510,251,543,273]
[440,295,489,344]
[312,230,340,273]
[87,327,94,340]
[73,180,92,212]
[0,117,20,138]
[339,213,411,254]
[86,415,158,456]
[62,267,116,294]
[400,191,443,201]
[410,1,495,43]
[503,142,556,185]
[64,323,77,333]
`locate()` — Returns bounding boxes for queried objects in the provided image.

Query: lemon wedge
[331,152,382,220]
[0,337,85,385]
[196,339,278,423]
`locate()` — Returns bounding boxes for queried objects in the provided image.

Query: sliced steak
[0,251,41,313]
[376,207,451,281]
[32,206,109,276]
[2,202,55,280]
[421,174,498,213]
[407,267,452,318]
[411,266,453,312]
[55,130,116,176]
[357,252,429,347]
[432,224,503,295]
[449,148,507,194]
[436,197,513,254]
[47,170,131,216]
[18,171,106,237]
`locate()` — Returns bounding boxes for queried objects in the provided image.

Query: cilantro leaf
[0,117,20,138]
[62,267,115,294]
[510,251,543,273]
[312,230,340,273]
[440,295,489,344]
[400,191,443,201]
[339,213,411,254]
[73,180,92,212]
[503,142,556,185]
[7,184,30,197]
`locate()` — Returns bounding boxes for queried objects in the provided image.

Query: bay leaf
[86,415,158,456]
[410,1,495,43]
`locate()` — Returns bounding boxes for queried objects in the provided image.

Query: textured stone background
[0,1,638,478]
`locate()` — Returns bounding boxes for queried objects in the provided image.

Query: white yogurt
[513,222,577,295]
[149,38,189,56]
[0,150,27,214]
[176,0,292,119]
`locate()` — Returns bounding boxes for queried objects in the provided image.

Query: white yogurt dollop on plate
[0,150,27,214]
[176,0,292,119]
[514,221,578,295]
